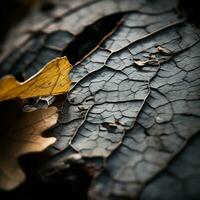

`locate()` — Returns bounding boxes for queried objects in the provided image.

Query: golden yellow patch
[0,57,72,101]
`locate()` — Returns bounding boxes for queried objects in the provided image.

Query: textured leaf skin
[140,133,200,200]
[0,0,200,199]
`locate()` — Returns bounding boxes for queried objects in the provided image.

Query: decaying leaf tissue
[0,0,199,199]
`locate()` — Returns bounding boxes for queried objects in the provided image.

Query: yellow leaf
[0,57,72,101]
[0,100,58,190]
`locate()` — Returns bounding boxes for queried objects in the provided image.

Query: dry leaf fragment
[0,57,72,101]
[156,45,172,55]
[134,55,160,67]
[0,104,58,190]
[134,59,158,66]
[134,59,147,66]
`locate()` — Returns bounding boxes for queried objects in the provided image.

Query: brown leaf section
[0,100,58,190]
[0,57,72,101]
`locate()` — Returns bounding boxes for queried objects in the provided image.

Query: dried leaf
[0,103,58,190]
[1,0,200,199]
[38,5,200,200]
[0,57,72,101]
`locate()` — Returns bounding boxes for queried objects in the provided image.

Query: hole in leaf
[63,13,124,64]
[178,0,199,26]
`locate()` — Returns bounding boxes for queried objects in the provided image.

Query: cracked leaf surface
[37,1,200,199]
[140,133,200,200]
[46,6,183,155]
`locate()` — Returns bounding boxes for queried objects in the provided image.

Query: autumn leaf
[0,57,72,101]
[0,100,58,190]
[0,0,200,199]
